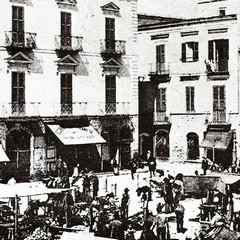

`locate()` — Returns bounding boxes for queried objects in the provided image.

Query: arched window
[187,132,199,160]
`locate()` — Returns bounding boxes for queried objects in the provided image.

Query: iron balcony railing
[212,109,226,123]
[55,35,83,51]
[98,102,130,115]
[100,39,126,55]
[1,102,40,117]
[5,31,37,49]
[149,62,170,75]
[154,110,170,123]
[205,59,228,73]
[44,102,87,116]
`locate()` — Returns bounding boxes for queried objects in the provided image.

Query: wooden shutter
[181,43,186,62]
[12,72,25,104]
[193,42,199,61]
[106,75,116,103]
[222,39,229,60]
[208,41,214,60]
[61,12,71,36]
[105,18,115,40]
[156,45,165,63]
[61,74,72,104]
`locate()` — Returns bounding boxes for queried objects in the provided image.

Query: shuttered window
[213,85,225,111]
[186,86,195,112]
[156,88,166,112]
[182,42,199,62]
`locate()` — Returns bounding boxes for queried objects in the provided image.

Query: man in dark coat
[121,188,130,219]
[62,190,74,226]
[129,157,137,180]
[146,150,156,178]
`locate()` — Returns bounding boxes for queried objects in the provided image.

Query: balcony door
[12,6,24,46]
[105,18,115,52]
[208,39,228,72]
[106,75,116,114]
[155,88,166,122]
[61,73,72,115]
[12,72,25,115]
[61,12,71,48]
[156,45,165,73]
[213,85,226,122]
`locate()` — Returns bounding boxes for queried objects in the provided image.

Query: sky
[138,0,198,18]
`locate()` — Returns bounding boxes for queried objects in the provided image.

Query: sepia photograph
[0,0,239,239]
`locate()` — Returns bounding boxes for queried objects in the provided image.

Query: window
[181,42,198,62]
[12,6,24,45]
[61,12,71,47]
[208,39,228,72]
[213,85,226,122]
[12,72,25,114]
[106,75,116,113]
[219,9,226,17]
[156,45,165,63]
[61,73,72,114]
[186,86,195,112]
[156,88,166,112]
[105,18,115,51]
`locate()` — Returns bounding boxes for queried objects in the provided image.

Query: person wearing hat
[121,188,130,219]
[146,150,156,178]
[152,203,170,240]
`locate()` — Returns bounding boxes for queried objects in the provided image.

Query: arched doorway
[187,132,199,160]
[6,124,31,180]
[155,130,169,159]
[139,133,152,158]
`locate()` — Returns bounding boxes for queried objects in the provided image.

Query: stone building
[138,1,240,168]
[0,0,138,179]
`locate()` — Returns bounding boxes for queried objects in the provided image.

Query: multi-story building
[0,0,138,180]
[138,3,240,169]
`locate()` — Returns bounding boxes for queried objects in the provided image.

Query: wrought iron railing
[5,31,37,49]
[149,62,170,75]
[1,102,40,117]
[212,109,226,123]
[98,102,130,115]
[205,59,228,73]
[55,35,83,51]
[100,39,126,55]
[154,110,170,123]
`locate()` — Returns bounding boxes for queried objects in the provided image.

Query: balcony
[100,39,126,55]
[205,59,229,80]
[5,31,37,49]
[1,102,40,117]
[42,102,87,116]
[154,110,170,124]
[211,110,226,123]
[149,62,170,83]
[98,102,130,115]
[55,35,83,51]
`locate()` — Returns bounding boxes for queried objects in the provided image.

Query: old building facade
[138,2,240,168]
[0,0,138,179]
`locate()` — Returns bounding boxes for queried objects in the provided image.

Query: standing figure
[92,174,99,199]
[174,204,185,233]
[111,157,119,176]
[83,175,91,199]
[129,156,137,180]
[152,204,169,240]
[202,157,208,175]
[62,190,74,227]
[56,156,63,177]
[125,224,136,240]
[146,150,156,178]
[121,188,130,219]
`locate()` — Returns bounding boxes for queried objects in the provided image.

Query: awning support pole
[14,194,18,240]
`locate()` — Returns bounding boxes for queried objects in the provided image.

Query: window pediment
[55,0,77,5]
[6,52,33,64]
[101,2,120,15]
[100,58,122,75]
[9,0,31,5]
[56,55,79,67]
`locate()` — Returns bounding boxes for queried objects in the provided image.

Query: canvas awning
[199,131,233,150]
[47,124,106,145]
[0,145,10,163]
